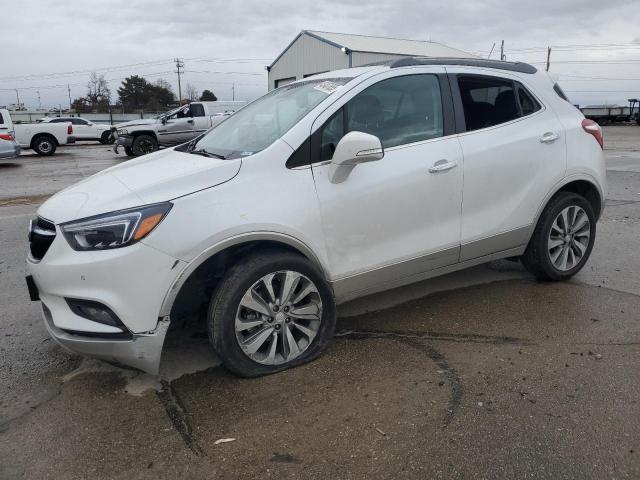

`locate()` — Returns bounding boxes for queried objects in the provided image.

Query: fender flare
[525,173,605,242]
[158,231,329,318]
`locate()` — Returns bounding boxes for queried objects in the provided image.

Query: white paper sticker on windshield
[314,81,342,95]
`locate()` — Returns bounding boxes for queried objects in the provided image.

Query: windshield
[192,78,349,159]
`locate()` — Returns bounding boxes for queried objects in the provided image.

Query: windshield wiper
[190,148,226,159]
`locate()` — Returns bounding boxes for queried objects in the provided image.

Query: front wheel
[208,250,336,377]
[131,134,158,156]
[522,192,596,281]
[100,131,114,144]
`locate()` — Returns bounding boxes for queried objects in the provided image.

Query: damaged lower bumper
[43,307,170,375]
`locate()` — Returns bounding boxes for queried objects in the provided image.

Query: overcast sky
[2,0,639,110]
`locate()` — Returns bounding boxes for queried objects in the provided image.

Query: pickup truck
[113,101,245,156]
[0,109,75,156]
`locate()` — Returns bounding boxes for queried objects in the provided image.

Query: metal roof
[305,30,477,58]
[269,30,477,68]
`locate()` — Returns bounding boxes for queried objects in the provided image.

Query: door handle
[429,159,458,173]
[187,119,194,124]
[539,131,559,143]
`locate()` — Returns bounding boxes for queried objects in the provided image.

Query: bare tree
[86,72,111,112]
[185,83,199,102]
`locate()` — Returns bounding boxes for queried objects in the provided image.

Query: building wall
[351,51,408,66]
[268,34,349,90]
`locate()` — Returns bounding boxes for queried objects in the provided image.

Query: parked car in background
[0,109,75,156]
[26,58,605,377]
[113,101,245,157]
[39,117,113,144]
[0,133,20,159]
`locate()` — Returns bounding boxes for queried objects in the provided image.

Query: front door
[158,107,196,145]
[310,72,463,295]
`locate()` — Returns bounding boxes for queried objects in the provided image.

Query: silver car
[0,133,20,159]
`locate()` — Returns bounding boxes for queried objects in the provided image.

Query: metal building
[267,30,476,90]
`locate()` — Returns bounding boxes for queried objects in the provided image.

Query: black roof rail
[389,57,538,74]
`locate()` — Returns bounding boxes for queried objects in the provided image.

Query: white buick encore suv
[26,58,606,377]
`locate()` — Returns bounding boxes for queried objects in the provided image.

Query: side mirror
[161,116,167,125]
[329,131,383,183]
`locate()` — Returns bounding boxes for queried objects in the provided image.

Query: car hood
[38,148,242,223]
[114,118,158,129]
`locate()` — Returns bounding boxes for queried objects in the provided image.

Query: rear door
[72,118,91,139]
[189,103,211,135]
[309,69,464,294]
[449,69,567,261]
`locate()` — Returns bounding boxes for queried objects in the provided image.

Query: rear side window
[553,83,570,102]
[517,86,541,116]
[458,75,542,131]
[0,112,3,124]
[190,104,205,117]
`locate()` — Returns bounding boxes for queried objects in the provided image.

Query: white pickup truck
[113,101,245,156]
[0,109,75,156]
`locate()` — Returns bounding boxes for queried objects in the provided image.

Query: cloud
[2,0,639,108]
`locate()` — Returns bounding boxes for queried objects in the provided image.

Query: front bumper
[113,134,133,153]
[42,303,170,374]
[27,230,187,373]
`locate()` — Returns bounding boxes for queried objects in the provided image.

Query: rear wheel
[522,192,596,281]
[32,135,56,156]
[131,134,158,156]
[207,250,336,377]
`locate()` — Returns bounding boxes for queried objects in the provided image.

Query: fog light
[65,298,127,330]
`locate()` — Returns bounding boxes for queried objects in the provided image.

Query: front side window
[318,74,444,160]
[194,78,349,159]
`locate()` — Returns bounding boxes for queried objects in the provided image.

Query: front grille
[29,216,56,260]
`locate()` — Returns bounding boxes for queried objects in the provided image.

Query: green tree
[199,89,217,101]
[117,76,175,112]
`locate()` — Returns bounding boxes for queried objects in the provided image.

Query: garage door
[275,77,296,88]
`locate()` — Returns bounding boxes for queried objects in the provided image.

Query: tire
[131,134,158,156]
[522,192,596,281]
[207,250,336,377]
[124,146,134,156]
[100,131,114,144]
[32,135,57,156]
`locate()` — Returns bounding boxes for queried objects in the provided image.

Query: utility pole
[175,58,184,105]
[14,89,21,109]
[500,40,505,61]
[232,83,235,101]
[488,42,496,59]
[37,90,41,110]
[67,84,72,110]
[546,47,552,72]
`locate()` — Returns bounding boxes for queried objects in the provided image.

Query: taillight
[0,133,13,141]
[67,124,73,135]
[581,118,603,149]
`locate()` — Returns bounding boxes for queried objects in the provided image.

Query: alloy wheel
[235,270,322,365]
[547,205,591,271]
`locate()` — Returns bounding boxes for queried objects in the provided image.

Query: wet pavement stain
[156,380,204,456]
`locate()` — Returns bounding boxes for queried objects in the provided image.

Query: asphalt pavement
[1,129,639,479]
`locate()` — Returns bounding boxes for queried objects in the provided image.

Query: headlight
[117,128,128,135]
[60,203,172,251]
